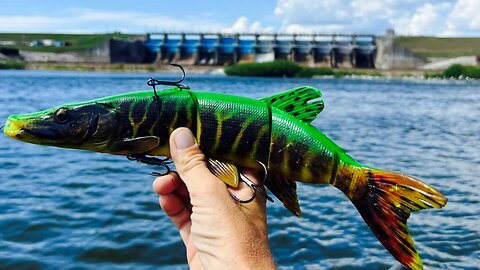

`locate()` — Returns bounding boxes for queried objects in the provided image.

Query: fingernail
[174,128,195,150]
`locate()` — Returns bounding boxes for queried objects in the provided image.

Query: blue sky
[1,0,479,36]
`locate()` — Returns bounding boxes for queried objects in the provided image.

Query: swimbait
[3,86,446,270]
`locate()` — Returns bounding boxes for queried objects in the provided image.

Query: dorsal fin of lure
[260,86,324,124]
[207,158,240,187]
[265,174,301,217]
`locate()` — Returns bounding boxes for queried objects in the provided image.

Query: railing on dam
[145,33,377,68]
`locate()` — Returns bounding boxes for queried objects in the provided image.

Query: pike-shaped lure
[3,77,447,270]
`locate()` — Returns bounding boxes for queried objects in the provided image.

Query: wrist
[228,250,275,270]
[229,228,275,269]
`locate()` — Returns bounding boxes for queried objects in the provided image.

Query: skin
[152,128,275,270]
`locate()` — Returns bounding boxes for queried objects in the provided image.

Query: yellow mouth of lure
[3,115,24,139]
[3,115,44,145]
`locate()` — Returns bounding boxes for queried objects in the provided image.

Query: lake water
[0,70,479,270]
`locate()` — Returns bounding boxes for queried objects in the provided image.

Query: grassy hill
[0,33,140,53]
[395,36,480,58]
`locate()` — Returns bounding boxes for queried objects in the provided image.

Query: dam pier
[143,33,376,68]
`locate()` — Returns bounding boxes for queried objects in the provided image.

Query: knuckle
[175,147,207,175]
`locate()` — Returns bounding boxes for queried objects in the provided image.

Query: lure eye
[54,108,69,123]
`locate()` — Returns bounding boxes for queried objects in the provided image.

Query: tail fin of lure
[352,169,447,270]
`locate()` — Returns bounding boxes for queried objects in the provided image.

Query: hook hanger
[147,63,190,90]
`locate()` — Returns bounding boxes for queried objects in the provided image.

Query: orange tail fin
[352,168,447,270]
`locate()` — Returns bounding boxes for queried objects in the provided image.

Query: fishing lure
[3,66,447,270]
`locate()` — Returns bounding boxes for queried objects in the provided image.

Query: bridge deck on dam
[144,33,377,68]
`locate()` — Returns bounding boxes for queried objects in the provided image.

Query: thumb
[169,127,227,196]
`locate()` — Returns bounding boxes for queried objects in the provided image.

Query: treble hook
[126,155,173,177]
[229,161,274,204]
[147,63,190,90]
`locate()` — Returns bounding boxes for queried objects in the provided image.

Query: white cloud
[351,0,391,18]
[274,0,402,34]
[284,24,312,34]
[446,0,480,35]
[223,16,249,33]
[250,21,273,33]
[222,16,273,33]
[390,3,452,36]
[275,0,348,25]
[274,0,480,36]
[284,23,345,34]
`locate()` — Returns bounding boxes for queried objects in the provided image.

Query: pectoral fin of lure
[109,136,160,154]
[207,158,240,188]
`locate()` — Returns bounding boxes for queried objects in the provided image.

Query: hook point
[147,63,189,89]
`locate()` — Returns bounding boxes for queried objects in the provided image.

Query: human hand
[152,128,275,270]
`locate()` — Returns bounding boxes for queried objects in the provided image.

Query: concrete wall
[109,39,156,64]
[20,40,112,64]
[83,40,110,63]
[375,31,427,70]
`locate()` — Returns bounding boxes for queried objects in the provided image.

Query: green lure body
[4,86,447,270]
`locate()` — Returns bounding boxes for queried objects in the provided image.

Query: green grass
[395,36,480,58]
[424,64,480,79]
[424,72,443,79]
[225,61,383,78]
[0,58,25,69]
[0,33,140,53]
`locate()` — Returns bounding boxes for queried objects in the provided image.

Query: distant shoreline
[22,62,429,78]
[24,62,224,74]
[2,62,477,80]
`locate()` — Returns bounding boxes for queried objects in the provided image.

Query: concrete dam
[140,33,376,68]
[18,30,423,70]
